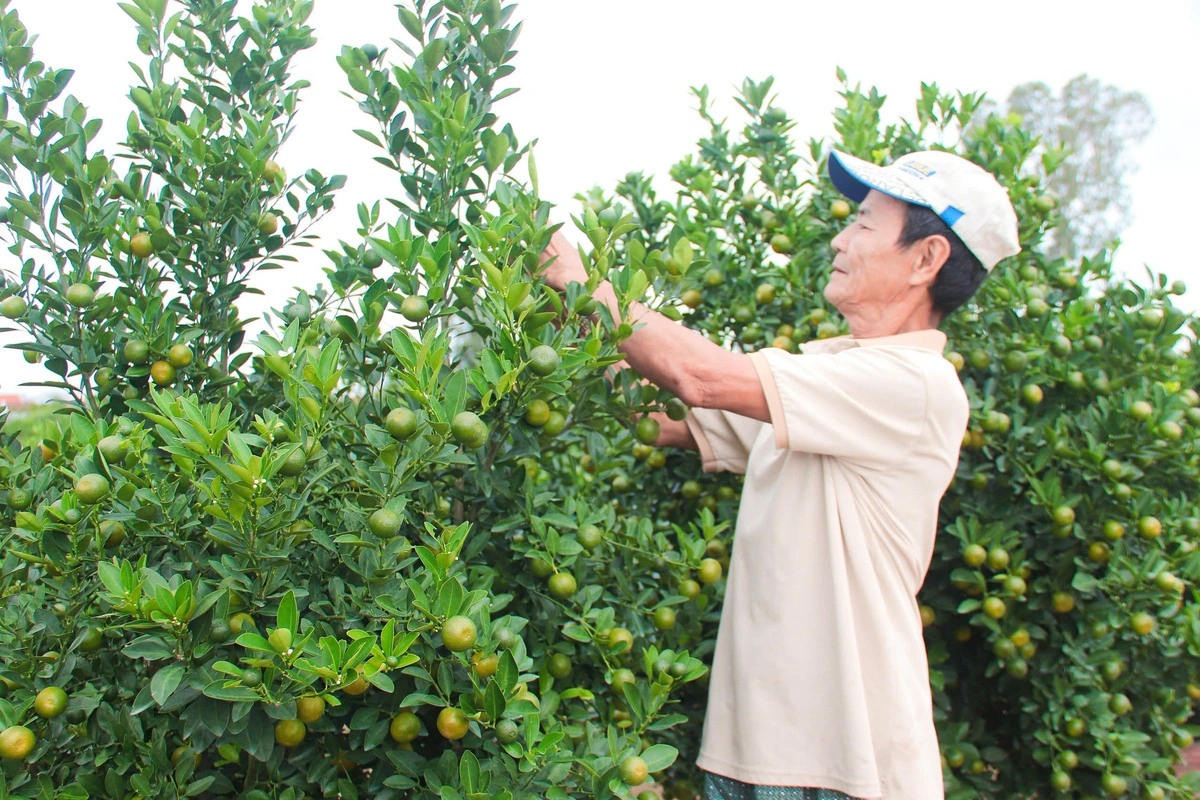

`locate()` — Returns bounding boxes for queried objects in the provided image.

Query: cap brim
[828,150,927,207]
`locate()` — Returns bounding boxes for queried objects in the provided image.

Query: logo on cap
[898,161,937,180]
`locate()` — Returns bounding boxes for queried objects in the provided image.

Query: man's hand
[538,231,589,292]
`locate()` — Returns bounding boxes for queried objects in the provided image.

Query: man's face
[824,190,920,318]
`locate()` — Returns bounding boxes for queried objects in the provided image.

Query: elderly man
[540,150,1020,800]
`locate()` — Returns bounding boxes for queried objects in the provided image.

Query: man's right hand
[538,231,589,292]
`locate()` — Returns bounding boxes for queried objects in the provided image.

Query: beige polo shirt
[687,329,968,800]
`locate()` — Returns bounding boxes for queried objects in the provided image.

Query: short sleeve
[748,346,928,469]
[685,408,766,474]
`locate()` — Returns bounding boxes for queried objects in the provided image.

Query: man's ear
[909,234,952,287]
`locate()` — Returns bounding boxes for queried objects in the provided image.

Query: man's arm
[541,232,770,424]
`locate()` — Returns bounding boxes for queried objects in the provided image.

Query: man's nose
[831,226,848,253]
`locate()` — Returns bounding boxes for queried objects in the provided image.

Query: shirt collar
[800,329,947,355]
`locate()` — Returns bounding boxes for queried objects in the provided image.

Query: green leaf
[347,69,370,95]
[421,39,448,70]
[497,650,518,693]
[460,750,481,794]
[486,133,510,173]
[484,680,506,721]
[398,8,424,41]
[626,270,649,302]
[201,681,261,703]
[639,743,678,772]
[119,3,155,32]
[672,238,693,270]
[278,590,298,632]
[122,635,175,661]
[528,145,539,196]
[150,663,185,706]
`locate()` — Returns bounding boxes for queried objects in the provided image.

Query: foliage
[0,1,705,798]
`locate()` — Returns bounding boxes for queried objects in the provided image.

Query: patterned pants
[703,772,858,800]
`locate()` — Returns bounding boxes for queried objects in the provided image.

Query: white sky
[3,0,1199,396]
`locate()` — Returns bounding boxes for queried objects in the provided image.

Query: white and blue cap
[828,149,1021,271]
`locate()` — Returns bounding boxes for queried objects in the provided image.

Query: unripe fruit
[79,626,103,652]
[296,696,325,723]
[385,408,418,439]
[274,719,305,747]
[607,628,634,653]
[390,711,421,743]
[831,199,851,220]
[269,627,293,654]
[495,718,519,744]
[1138,516,1162,539]
[1051,506,1075,527]
[0,726,36,760]
[472,652,499,678]
[528,345,560,376]
[150,360,176,386]
[451,411,488,448]
[258,213,279,236]
[437,707,469,740]
[34,686,68,718]
[75,473,110,504]
[548,572,577,599]
[130,232,155,258]
[1,296,27,318]
[1131,611,1156,636]
[124,339,150,364]
[65,282,95,308]
[963,543,987,567]
[278,447,307,477]
[653,606,677,631]
[368,508,403,539]
[698,558,722,584]
[441,615,477,652]
[982,597,1006,619]
[98,435,126,462]
[578,524,604,551]
[547,653,572,679]
[620,756,649,786]
[400,295,430,322]
[524,399,550,427]
[167,344,193,368]
[635,417,660,445]
[987,547,1010,571]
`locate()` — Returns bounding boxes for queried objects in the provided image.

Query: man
[540,149,1020,800]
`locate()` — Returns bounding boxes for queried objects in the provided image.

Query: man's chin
[821,282,840,306]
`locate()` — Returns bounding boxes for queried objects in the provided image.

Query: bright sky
[3,0,1199,396]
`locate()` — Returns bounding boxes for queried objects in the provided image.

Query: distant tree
[1006,74,1153,260]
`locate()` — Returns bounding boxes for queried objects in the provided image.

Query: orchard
[0,2,1197,800]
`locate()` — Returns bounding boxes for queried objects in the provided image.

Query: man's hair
[897,203,987,319]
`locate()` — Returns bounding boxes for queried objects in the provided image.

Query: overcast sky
[3,0,1199,395]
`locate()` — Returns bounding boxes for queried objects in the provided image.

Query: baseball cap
[828,149,1021,271]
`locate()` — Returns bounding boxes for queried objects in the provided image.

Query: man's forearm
[589,280,769,422]
[592,281,718,406]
